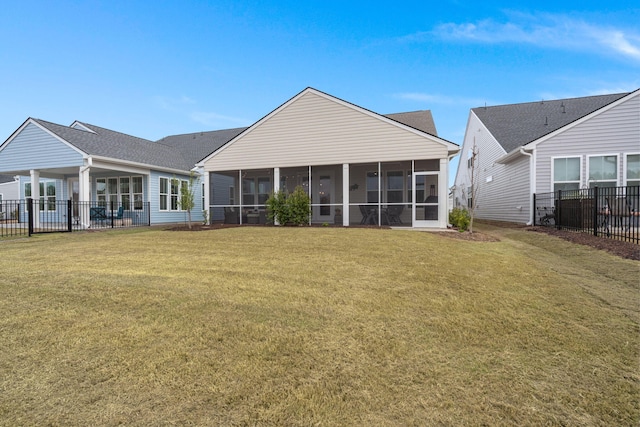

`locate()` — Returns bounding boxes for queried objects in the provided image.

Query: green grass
[0,226,638,425]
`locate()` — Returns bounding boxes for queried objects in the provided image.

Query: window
[25,181,56,211]
[242,177,271,206]
[627,154,640,187]
[366,172,378,203]
[588,155,618,188]
[99,176,143,210]
[386,171,403,203]
[553,157,581,192]
[467,186,473,209]
[242,178,256,206]
[257,177,271,204]
[160,178,169,210]
[170,179,180,210]
[159,177,188,211]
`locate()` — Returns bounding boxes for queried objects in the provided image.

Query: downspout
[519,148,533,225]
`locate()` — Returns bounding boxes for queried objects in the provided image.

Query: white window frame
[98,175,144,210]
[624,153,640,187]
[159,176,188,212]
[587,154,619,188]
[551,156,582,192]
[25,181,57,211]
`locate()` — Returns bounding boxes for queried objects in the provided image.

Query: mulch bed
[528,227,640,261]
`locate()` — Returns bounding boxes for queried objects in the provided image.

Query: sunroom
[200,88,459,228]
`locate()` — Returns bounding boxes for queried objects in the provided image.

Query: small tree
[177,172,198,229]
[463,140,480,233]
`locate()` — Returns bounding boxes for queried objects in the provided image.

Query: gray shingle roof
[33,119,193,171]
[384,111,438,136]
[472,92,630,153]
[0,174,16,184]
[156,127,248,165]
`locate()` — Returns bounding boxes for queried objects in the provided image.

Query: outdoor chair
[224,207,239,224]
[90,206,107,222]
[386,205,404,225]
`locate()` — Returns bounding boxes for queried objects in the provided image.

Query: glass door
[313,173,333,223]
[413,172,439,227]
[68,178,79,221]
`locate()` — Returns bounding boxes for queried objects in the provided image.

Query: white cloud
[421,12,640,62]
[153,95,196,111]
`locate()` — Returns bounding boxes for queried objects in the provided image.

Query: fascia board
[90,155,188,176]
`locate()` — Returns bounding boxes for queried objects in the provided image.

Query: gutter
[519,148,534,225]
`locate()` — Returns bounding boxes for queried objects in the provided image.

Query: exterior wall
[535,92,640,193]
[0,123,84,171]
[0,179,19,200]
[149,170,203,224]
[204,91,449,172]
[453,112,532,223]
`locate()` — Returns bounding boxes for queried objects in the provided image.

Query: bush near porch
[0,226,637,425]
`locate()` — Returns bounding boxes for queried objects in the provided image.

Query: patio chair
[224,207,239,224]
[386,205,404,225]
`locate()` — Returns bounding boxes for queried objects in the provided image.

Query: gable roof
[156,127,248,166]
[31,119,193,171]
[384,111,437,136]
[473,92,631,153]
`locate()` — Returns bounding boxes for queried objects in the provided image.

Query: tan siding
[535,92,640,193]
[204,91,448,171]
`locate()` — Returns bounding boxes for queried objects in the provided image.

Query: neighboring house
[0,119,244,227]
[199,87,460,228]
[0,174,19,219]
[453,89,640,224]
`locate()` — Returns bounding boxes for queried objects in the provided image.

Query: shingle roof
[384,110,438,136]
[472,92,630,153]
[0,174,16,184]
[33,119,193,171]
[156,127,248,165]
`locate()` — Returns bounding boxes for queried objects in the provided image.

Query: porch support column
[273,168,280,225]
[203,171,210,224]
[439,158,448,229]
[30,169,40,229]
[342,163,349,227]
[79,162,91,229]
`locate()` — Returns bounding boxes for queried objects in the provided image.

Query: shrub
[266,186,310,226]
[449,207,471,232]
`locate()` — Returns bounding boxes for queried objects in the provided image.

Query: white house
[200,87,460,228]
[453,89,640,224]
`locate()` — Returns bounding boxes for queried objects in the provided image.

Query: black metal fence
[533,186,639,244]
[0,199,150,238]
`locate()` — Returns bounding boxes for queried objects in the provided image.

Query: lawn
[0,226,638,425]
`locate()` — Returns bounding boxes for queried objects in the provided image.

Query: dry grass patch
[0,226,638,425]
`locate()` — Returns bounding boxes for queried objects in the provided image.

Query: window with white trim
[588,155,618,188]
[25,181,56,211]
[386,171,403,203]
[159,177,188,211]
[626,154,640,187]
[97,176,143,209]
[553,157,581,192]
[366,172,378,203]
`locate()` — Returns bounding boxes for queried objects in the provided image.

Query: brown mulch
[528,227,640,261]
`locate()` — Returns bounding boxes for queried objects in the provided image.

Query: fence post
[27,198,33,236]
[593,186,598,237]
[556,190,562,230]
[67,200,73,232]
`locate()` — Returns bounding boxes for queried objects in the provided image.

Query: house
[0,174,19,220]
[0,118,244,227]
[199,87,460,228]
[453,89,640,224]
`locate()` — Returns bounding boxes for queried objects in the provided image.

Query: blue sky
[1,1,638,184]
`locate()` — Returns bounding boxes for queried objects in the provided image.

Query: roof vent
[544,116,548,126]
[561,102,566,114]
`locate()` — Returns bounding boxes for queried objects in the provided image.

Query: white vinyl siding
[204,91,450,171]
[453,112,531,223]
